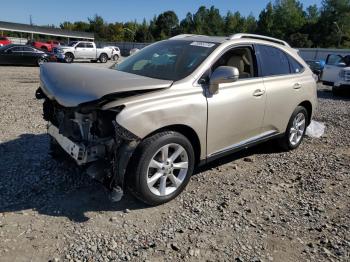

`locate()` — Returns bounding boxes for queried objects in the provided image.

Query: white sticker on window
[190,41,215,48]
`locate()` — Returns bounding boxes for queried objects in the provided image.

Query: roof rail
[169,34,207,40]
[229,33,290,47]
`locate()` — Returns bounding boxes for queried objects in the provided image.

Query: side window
[9,47,22,52]
[288,55,304,74]
[326,54,343,65]
[199,46,258,84]
[258,45,290,76]
[22,46,34,52]
[76,43,85,48]
[85,43,94,48]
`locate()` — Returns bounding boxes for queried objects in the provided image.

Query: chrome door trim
[208,130,278,157]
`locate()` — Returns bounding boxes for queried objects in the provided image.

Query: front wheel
[99,53,108,63]
[279,106,308,151]
[129,131,195,205]
[112,54,119,61]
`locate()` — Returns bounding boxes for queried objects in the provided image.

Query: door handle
[293,83,302,89]
[253,89,265,97]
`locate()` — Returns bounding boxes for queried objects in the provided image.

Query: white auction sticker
[190,42,215,48]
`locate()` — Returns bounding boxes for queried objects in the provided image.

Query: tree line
[31,0,350,48]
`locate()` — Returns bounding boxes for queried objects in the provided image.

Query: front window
[115,40,219,81]
[68,41,78,47]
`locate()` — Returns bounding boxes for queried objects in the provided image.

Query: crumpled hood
[40,63,173,107]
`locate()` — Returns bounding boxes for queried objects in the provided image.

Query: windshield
[115,40,219,81]
[68,41,78,47]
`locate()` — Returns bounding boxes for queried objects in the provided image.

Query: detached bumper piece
[47,122,107,165]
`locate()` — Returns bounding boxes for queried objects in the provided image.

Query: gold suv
[36,34,317,205]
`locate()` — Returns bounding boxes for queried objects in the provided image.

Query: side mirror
[209,66,239,94]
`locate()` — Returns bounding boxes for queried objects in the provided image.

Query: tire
[128,131,195,206]
[332,86,341,96]
[112,54,119,61]
[37,57,47,66]
[99,53,108,63]
[279,106,308,151]
[49,137,66,159]
[64,53,74,63]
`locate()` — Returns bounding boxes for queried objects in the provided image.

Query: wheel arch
[298,100,312,125]
[142,124,201,165]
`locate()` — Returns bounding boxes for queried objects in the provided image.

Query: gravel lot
[0,62,349,262]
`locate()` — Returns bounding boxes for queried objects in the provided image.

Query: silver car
[36,34,317,205]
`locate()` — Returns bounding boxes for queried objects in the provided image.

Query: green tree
[153,11,179,40]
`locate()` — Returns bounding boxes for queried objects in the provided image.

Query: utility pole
[30,15,33,26]
[333,22,343,48]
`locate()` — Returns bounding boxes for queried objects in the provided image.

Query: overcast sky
[1,0,322,26]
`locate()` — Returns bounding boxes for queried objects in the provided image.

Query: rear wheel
[112,54,119,61]
[279,106,308,151]
[129,131,195,205]
[99,53,108,63]
[64,53,74,63]
[37,57,47,66]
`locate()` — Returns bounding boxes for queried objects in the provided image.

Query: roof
[0,21,94,40]
[170,33,291,47]
[170,34,229,43]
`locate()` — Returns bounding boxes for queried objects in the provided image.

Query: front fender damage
[86,121,140,202]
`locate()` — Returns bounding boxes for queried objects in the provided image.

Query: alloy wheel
[146,143,189,196]
[289,112,306,146]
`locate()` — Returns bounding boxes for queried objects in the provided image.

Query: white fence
[299,48,350,61]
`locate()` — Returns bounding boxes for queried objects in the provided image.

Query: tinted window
[22,46,34,52]
[258,45,290,76]
[288,55,304,73]
[8,46,22,52]
[116,40,218,81]
[85,43,94,48]
[77,43,85,48]
[326,54,343,65]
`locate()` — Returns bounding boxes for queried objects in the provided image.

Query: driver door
[74,42,87,59]
[321,54,344,84]
[206,46,266,157]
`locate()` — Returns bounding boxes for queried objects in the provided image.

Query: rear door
[256,44,310,134]
[321,54,344,84]
[22,46,38,65]
[84,42,96,59]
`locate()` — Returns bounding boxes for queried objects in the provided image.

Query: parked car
[0,36,11,47]
[36,34,317,205]
[104,46,121,61]
[321,54,350,95]
[52,47,66,63]
[30,40,60,52]
[60,41,112,63]
[305,59,325,80]
[129,48,140,56]
[0,44,54,66]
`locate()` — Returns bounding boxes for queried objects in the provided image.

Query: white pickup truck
[321,54,350,95]
[61,41,112,63]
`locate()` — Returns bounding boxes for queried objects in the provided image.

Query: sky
[1,0,322,26]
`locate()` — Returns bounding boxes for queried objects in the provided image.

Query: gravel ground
[0,62,349,262]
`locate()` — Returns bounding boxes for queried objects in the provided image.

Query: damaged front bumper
[47,122,112,165]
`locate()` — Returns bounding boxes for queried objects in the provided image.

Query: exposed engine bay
[38,88,140,201]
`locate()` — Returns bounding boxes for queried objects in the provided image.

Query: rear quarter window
[258,45,290,76]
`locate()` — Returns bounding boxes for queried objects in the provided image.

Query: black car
[0,44,52,66]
